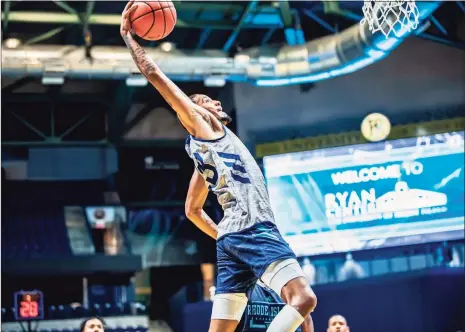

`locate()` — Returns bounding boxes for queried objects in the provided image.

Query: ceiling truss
[1,1,464,148]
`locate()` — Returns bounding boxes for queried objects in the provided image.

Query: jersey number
[194,152,251,187]
[194,152,218,187]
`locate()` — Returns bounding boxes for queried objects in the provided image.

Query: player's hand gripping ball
[126,1,177,41]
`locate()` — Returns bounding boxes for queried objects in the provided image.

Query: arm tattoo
[122,33,157,77]
[122,33,198,125]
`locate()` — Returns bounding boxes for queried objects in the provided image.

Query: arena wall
[234,38,465,148]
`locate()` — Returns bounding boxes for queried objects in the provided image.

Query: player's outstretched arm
[120,3,203,135]
[185,171,217,240]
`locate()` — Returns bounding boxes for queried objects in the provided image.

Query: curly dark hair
[80,317,106,331]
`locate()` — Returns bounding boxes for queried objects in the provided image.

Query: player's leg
[209,293,248,332]
[299,314,314,332]
[241,279,312,332]
[221,221,316,331]
[233,221,316,332]
[248,280,314,332]
[209,319,240,332]
[210,237,254,332]
[261,259,317,332]
[280,276,316,332]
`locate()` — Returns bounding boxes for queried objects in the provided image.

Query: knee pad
[211,293,248,321]
[261,258,305,297]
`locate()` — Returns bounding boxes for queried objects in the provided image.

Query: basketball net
[360,1,420,38]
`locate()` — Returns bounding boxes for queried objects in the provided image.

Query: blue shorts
[216,221,296,295]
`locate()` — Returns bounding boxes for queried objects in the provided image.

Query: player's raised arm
[185,171,217,240]
[120,2,202,134]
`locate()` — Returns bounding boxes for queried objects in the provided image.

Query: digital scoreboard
[14,290,44,321]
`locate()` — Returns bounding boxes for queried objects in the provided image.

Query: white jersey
[185,126,275,239]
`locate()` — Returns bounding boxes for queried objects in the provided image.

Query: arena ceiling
[1,1,465,149]
[2,1,464,51]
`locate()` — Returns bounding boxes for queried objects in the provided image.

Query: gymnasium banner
[255,117,465,158]
[263,131,465,256]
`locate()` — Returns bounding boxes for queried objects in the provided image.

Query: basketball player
[121,3,317,332]
[327,314,350,332]
[80,317,105,332]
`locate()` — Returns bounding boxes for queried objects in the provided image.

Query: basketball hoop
[360,1,420,38]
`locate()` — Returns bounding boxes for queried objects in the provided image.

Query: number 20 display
[14,290,44,321]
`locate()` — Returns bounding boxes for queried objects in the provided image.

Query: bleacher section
[2,207,72,259]
[2,181,101,259]
[1,180,123,261]
[2,300,149,331]
[2,302,147,322]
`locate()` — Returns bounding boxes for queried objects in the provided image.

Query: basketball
[129,1,177,41]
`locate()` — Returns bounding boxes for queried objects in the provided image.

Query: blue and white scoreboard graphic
[263,131,465,256]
